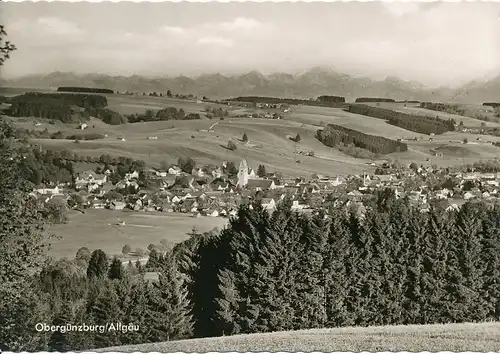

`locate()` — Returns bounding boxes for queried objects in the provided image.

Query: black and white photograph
[1,0,500,352]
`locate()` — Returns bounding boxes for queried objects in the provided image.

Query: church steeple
[237,159,249,188]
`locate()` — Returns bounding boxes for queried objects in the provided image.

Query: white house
[35,186,62,195]
[125,171,140,180]
[168,166,182,176]
[261,198,276,210]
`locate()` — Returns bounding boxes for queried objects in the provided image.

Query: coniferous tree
[324,208,353,327]
[481,204,500,320]
[48,299,74,351]
[420,205,450,323]
[257,164,267,178]
[121,278,150,345]
[89,281,122,348]
[109,256,125,280]
[147,250,193,342]
[87,250,109,279]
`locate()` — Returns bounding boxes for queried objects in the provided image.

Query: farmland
[47,209,228,259]
[3,88,500,177]
[102,322,500,353]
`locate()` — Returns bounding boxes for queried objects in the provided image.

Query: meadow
[47,209,228,259]
[101,322,500,352]
[4,88,500,177]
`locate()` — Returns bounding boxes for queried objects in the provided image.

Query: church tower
[237,159,249,188]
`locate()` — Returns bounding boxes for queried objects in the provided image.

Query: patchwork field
[101,322,500,352]
[47,209,228,259]
[3,88,500,177]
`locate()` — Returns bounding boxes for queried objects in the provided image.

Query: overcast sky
[2,1,500,87]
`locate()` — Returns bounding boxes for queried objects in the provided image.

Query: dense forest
[13,146,146,187]
[4,92,124,124]
[316,124,408,155]
[483,102,500,108]
[348,104,455,135]
[419,102,466,116]
[57,87,114,94]
[126,107,201,123]
[229,96,347,108]
[315,95,346,103]
[354,98,396,103]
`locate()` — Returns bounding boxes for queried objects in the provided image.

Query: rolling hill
[3,90,500,176]
[99,322,500,352]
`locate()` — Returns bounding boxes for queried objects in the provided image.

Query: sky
[2,1,500,87]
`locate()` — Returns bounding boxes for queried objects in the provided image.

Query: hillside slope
[99,322,500,352]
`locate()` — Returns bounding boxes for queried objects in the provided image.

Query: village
[31,155,500,220]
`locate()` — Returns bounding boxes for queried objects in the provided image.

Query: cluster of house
[31,157,500,218]
[234,112,284,120]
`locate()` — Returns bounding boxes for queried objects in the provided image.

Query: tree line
[4,92,126,125]
[348,104,455,135]
[419,102,466,116]
[126,107,201,123]
[15,146,146,186]
[316,124,408,155]
[229,96,347,108]
[483,103,500,108]
[14,127,106,141]
[57,87,114,94]
[354,98,395,103]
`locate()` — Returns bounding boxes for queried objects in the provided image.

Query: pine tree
[420,205,449,324]
[121,278,150,345]
[215,268,242,335]
[48,299,74,351]
[242,133,248,142]
[481,203,500,320]
[147,250,193,342]
[108,256,125,280]
[89,281,122,348]
[87,249,109,279]
[324,208,353,327]
[402,203,427,324]
[257,164,267,178]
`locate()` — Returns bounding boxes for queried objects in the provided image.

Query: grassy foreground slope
[101,322,500,352]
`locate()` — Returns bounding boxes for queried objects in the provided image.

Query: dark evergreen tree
[89,281,122,348]
[147,250,193,342]
[257,164,267,178]
[87,250,109,279]
[108,256,125,280]
[48,299,74,351]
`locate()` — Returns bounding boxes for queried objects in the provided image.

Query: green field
[47,209,228,259]
[100,322,500,352]
[3,88,500,177]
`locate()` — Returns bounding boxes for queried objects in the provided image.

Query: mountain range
[1,67,499,103]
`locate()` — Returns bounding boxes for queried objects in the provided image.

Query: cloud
[219,17,263,32]
[382,2,421,17]
[159,25,186,35]
[197,36,233,47]
[36,17,84,36]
